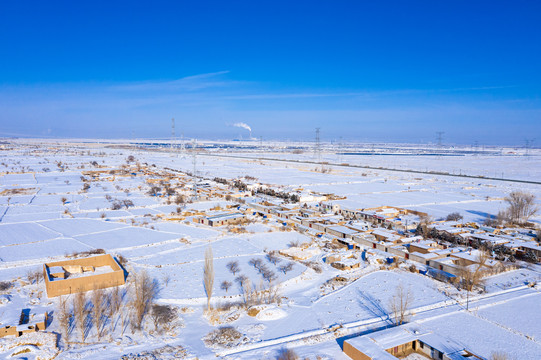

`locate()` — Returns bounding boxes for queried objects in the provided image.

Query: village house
[325,225,360,239]
[320,201,341,213]
[352,233,377,248]
[193,211,246,227]
[43,254,125,297]
[371,228,403,243]
[0,309,48,338]
[408,239,440,254]
[279,246,320,261]
[343,326,483,360]
[330,256,361,270]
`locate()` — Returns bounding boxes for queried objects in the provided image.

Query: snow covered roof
[470,233,509,244]
[346,328,422,359]
[409,241,437,250]
[345,326,472,360]
[206,212,244,222]
[372,229,402,239]
[519,242,541,251]
[327,225,359,235]
[334,257,359,267]
[398,235,423,244]
[410,251,439,260]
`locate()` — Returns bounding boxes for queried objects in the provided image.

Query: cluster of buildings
[188,190,538,283]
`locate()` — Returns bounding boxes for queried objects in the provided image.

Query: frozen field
[0,141,540,359]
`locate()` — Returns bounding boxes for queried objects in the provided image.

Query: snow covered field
[0,140,540,359]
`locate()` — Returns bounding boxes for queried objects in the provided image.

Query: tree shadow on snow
[466,210,495,222]
[356,289,391,324]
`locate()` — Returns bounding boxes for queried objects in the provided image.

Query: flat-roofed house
[326,225,360,239]
[343,325,482,360]
[43,254,125,297]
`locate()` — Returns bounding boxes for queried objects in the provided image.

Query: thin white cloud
[108,70,232,92]
[223,92,370,100]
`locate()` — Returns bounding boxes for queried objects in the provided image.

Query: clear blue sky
[1,1,540,144]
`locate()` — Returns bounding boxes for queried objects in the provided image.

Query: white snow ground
[0,141,540,359]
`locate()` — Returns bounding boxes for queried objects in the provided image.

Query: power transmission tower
[315,128,321,162]
[524,138,535,158]
[338,136,343,163]
[436,132,444,146]
[471,141,479,156]
[192,141,198,200]
[171,118,175,151]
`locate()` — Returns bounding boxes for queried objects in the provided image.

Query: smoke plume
[233,122,251,132]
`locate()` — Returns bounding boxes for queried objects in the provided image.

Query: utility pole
[181,132,185,153]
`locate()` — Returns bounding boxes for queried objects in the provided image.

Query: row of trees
[56,271,175,347]
[204,247,293,310]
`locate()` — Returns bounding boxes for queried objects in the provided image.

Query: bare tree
[73,292,87,343]
[162,273,171,287]
[278,262,294,274]
[150,304,176,333]
[57,296,71,346]
[389,284,413,325]
[266,252,281,265]
[248,258,263,270]
[147,186,161,197]
[131,270,158,331]
[109,286,122,332]
[221,280,232,293]
[262,268,277,284]
[226,261,240,275]
[61,197,67,205]
[276,347,299,360]
[235,274,248,289]
[503,191,538,224]
[241,278,254,305]
[26,268,42,284]
[91,288,107,340]
[418,214,433,237]
[490,352,512,360]
[446,212,463,221]
[174,194,185,205]
[204,245,214,311]
[458,251,489,310]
